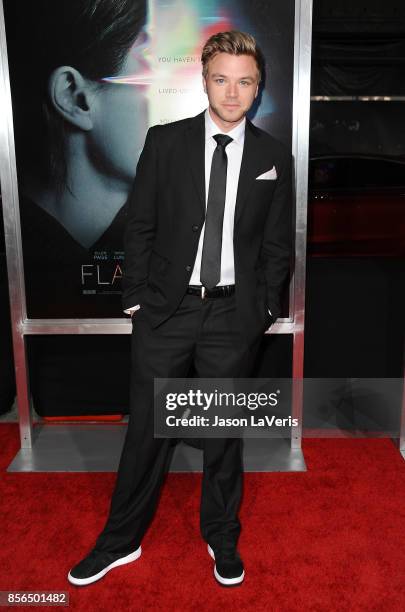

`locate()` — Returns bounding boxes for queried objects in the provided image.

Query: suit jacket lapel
[185,110,206,216]
[184,112,267,223]
[234,118,263,225]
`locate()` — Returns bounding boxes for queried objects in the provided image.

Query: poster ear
[48,66,94,130]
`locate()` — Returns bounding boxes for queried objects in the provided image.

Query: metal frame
[290,0,313,449]
[400,343,405,459]
[0,0,32,448]
[0,0,315,461]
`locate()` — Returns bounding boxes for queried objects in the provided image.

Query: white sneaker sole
[207,544,245,586]
[68,546,142,586]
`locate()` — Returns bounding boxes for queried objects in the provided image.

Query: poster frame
[0,0,315,454]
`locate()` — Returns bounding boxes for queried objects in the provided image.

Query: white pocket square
[256,166,277,180]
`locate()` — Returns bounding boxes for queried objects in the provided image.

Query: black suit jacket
[122,110,292,340]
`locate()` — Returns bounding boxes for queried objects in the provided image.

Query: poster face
[4,0,294,318]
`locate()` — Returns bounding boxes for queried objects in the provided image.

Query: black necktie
[200,133,233,289]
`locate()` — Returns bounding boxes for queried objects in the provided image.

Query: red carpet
[1,423,405,611]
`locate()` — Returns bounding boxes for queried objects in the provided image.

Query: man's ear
[47,66,94,131]
[202,74,207,94]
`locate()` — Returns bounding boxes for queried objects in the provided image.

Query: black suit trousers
[94,292,262,554]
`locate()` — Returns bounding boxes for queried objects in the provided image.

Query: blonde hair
[201,30,263,82]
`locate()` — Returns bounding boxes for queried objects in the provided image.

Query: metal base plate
[7,424,306,473]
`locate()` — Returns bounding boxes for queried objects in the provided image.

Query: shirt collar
[204,108,246,146]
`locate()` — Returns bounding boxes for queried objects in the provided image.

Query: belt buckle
[201,286,206,300]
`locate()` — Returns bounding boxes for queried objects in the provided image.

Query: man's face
[202,52,259,131]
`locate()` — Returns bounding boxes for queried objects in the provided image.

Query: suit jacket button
[186,265,192,272]
[192,225,199,231]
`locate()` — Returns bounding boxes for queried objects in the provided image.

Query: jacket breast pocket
[253,179,277,198]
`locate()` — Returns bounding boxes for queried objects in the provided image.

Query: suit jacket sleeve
[261,148,293,321]
[122,127,158,311]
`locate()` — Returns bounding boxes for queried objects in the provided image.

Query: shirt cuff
[124,304,141,315]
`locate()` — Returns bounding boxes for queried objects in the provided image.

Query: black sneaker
[208,544,245,586]
[67,546,141,586]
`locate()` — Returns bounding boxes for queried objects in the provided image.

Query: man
[68,30,292,588]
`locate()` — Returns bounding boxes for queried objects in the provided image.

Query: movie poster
[4,0,294,318]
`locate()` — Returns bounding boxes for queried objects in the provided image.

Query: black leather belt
[186,284,235,298]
